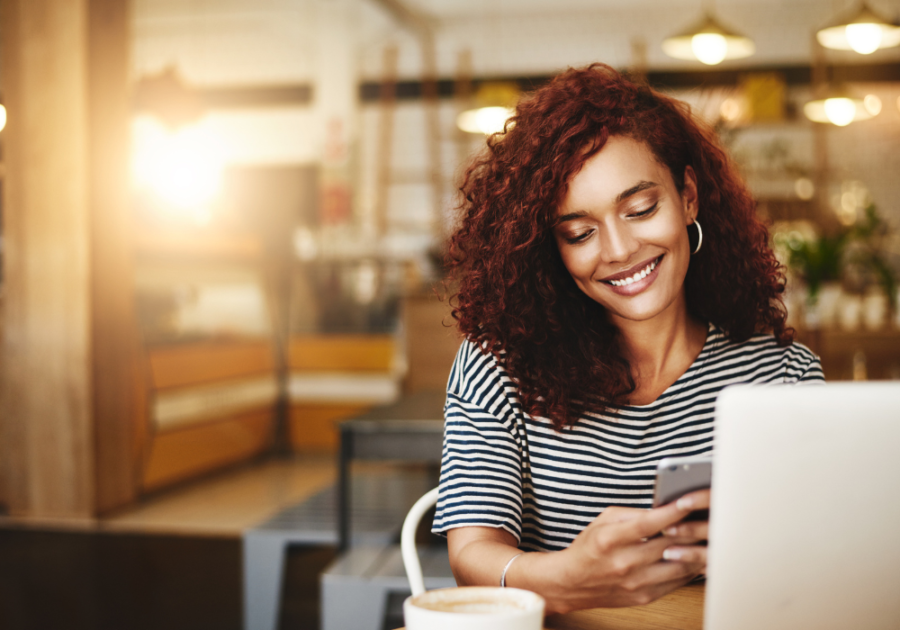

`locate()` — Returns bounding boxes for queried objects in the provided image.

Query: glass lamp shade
[457,106,515,135]
[804,89,873,127]
[662,13,755,65]
[816,3,900,54]
[456,82,520,135]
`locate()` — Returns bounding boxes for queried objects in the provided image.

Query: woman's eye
[565,230,593,245]
[630,202,659,218]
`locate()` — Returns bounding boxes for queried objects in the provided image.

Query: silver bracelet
[500,552,524,588]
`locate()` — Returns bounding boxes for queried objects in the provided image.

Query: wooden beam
[358,61,900,102]
[88,0,140,514]
[0,0,95,518]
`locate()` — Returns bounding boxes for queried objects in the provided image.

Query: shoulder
[706,326,824,383]
[447,338,522,421]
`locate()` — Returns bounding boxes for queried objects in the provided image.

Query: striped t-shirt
[432,324,824,551]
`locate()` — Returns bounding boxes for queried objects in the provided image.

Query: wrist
[500,552,524,587]
[505,550,571,613]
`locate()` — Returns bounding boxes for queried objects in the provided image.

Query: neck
[610,293,706,383]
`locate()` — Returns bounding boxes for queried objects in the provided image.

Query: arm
[448,489,711,614]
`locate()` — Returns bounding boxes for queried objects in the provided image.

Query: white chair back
[400,487,440,596]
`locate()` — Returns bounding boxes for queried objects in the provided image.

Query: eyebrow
[556,180,660,225]
[616,180,659,203]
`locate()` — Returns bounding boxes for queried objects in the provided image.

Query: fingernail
[663,549,683,561]
[676,496,694,510]
[665,526,679,536]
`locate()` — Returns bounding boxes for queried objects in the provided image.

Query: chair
[320,486,455,630]
[401,487,441,596]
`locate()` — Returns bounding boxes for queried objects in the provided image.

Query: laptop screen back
[705,382,900,630]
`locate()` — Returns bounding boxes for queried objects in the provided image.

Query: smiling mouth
[601,255,663,287]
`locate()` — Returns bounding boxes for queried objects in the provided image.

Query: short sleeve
[782,342,825,383]
[431,341,525,542]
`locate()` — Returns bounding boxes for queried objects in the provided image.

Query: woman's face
[553,135,698,326]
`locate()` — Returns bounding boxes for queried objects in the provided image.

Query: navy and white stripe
[432,324,824,551]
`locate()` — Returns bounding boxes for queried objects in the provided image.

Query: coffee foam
[416,598,526,614]
[409,587,542,616]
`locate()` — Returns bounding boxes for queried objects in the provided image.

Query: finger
[663,521,708,540]
[613,533,693,571]
[660,534,705,547]
[662,545,708,565]
[600,506,649,524]
[605,501,695,545]
[617,556,701,588]
[666,488,711,511]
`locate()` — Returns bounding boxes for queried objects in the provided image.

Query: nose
[600,218,640,264]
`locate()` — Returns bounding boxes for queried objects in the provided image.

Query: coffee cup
[403,586,545,630]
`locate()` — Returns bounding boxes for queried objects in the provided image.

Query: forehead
[560,136,673,212]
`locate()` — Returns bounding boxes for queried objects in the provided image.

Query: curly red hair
[447,64,792,429]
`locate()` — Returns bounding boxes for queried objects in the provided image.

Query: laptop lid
[705,382,900,630]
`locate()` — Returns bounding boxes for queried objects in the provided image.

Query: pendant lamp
[804,86,875,126]
[817,2,900,54]
[457,82,519,135]
[662,12,755,65]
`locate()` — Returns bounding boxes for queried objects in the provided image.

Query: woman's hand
[447,489,710,614]
[541,489,709,612]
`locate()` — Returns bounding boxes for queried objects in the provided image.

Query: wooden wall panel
[403,293,461,392]
[289,335,394,371]
[141,409,273,491]
[148,341,276,390]
[797,329,900,381]
[0,0,95,517]
[288,403,370,452]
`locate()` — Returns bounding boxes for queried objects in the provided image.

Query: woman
[431,64,823,614]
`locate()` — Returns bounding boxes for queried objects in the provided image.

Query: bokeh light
[132,115,225,223]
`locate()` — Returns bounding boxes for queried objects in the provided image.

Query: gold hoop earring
[691,220,703,255]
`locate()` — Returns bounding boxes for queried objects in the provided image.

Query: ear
[681,165,699,224]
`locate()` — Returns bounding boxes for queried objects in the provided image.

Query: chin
[599,291,680,323]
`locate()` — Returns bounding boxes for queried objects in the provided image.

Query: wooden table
[545,583,704,630]
[398,583,704,630]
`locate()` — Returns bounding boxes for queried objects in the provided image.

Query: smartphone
[652,455,712,521]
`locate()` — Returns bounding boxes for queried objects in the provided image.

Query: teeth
[608,258,657,287]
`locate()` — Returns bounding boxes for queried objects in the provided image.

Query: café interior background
[0,0,899,628]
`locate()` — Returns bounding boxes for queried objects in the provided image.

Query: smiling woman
[554,137,698,326]
[432,64,823,614]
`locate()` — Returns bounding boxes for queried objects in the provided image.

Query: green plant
[788,232,847,302]
[786,203,897,307]
[848,204,897,309]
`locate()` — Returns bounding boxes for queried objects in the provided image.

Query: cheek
[558,245,599,281]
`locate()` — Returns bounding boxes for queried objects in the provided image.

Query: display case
[132,232,278,491]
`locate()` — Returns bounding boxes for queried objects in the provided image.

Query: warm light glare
[691,33,728,65]
[0,105,7,133]
[132,116,224,221]
[804,95,872,126]
[863,94,882,116]
[794,177,815,201]
[457,106,515,135]
[816,9,900,53]
[845,23,883,54]
[823,98,857,126]
[719,98,742,122]
[662,14,755,64]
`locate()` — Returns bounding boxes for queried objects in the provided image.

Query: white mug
[403,586,545,630]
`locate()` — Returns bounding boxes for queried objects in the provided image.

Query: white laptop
[706,382,900,630]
